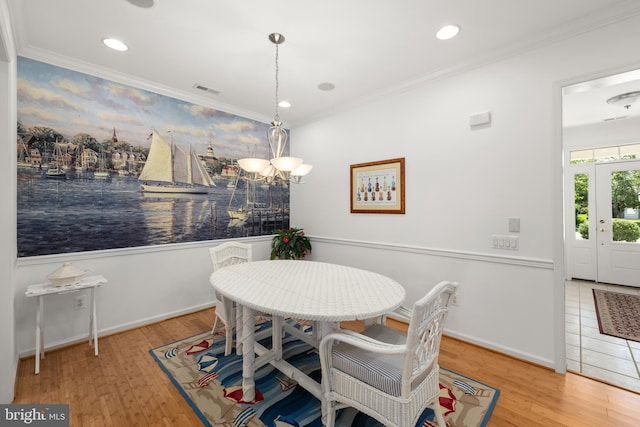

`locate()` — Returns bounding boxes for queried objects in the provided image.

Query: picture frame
[350,157,405,214]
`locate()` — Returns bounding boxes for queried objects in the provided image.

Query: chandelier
[238,33,312,184]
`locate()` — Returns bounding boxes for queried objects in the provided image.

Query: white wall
[291,14,640,368]
[14,237,272,357]
[307,237,553,365]
[0,0,17,403]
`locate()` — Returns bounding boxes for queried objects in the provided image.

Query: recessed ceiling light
[279,101,291,108]
[318,82,335,91]
[436,25,460,40]
[102,38,129,51]
[126,0,154,8]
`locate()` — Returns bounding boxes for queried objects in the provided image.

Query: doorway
[562,69,640,392]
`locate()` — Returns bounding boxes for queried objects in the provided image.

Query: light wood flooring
[13,308,640,426]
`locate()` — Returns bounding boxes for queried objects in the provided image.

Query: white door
[595,161,640,287]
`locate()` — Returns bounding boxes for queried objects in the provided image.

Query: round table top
[209,260,405,322]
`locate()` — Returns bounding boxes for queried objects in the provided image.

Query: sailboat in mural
[139,130,215,194]
[227,171,289,228]
[44,142,67,179]
[93,147,109,178]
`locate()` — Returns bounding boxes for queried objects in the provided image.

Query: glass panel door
[566,164,596,281]
[595,161,640,287]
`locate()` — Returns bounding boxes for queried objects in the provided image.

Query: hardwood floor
[13,308,640,426]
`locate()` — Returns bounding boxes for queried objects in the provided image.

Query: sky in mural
[17,56,273,160]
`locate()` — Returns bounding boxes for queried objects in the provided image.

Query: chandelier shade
[237,158,270,173]
[291,163,313,177]
[271,156,303,173]
[290,163,313,184]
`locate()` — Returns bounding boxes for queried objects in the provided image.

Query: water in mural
[17,168,289,257]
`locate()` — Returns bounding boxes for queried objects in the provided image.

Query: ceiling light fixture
[436,25,460,40]
[606,90,640,109]
[238,33,312,184]
[102,38,129,51]
[318,82,335,91]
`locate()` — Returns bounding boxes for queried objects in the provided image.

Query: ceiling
[7,0,640,126]
[563,69,640,128]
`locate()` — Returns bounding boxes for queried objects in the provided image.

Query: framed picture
[350,157,405,214]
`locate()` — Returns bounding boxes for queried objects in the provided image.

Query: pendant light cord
[274,42,280,123]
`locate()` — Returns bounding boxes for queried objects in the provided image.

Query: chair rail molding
[309,236,553,270]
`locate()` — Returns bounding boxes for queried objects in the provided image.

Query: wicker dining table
[209,259,406,402]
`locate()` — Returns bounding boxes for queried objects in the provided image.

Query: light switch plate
[492,234,518,250]
[508,217,520,233]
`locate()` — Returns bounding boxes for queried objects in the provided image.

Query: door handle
[600,228,605,232]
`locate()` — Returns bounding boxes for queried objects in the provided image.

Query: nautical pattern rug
[593,289,640,343]
[150,322,499,427]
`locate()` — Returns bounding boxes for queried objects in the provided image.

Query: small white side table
[25,275,108,374]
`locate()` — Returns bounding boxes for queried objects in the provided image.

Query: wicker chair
[319,280,458,427]
[209,242,255,355]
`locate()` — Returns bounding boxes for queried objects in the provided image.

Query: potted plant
[270,227,312,260]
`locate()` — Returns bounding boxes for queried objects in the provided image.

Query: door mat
[593,289,640,342]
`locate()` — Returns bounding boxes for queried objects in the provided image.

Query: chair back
[209,242,252,270]
[401,281,458,396]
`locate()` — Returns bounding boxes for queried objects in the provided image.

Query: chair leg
[433,402,447,427]
[224,324,234,356]
[213,313,235,356]
[211,314,220,336]
[322,400,336,427]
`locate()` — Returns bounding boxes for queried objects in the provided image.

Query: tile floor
[565,280,640,393]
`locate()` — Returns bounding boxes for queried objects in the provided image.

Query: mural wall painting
[16,57,290,257]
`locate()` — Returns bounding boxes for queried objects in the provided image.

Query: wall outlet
[452,293,459,306]
[74,294,87,310]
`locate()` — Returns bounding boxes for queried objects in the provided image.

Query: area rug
[150,321,499,427]
[593,289,640,343]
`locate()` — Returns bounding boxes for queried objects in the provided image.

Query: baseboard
[17,303,557,372]
[18,302,215,359]
[444,330,555,369]
[382,316,556,370]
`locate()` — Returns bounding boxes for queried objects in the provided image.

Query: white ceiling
[563,69,640,127]
[7,0,640,126]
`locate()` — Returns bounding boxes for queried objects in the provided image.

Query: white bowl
[47,262,87,286]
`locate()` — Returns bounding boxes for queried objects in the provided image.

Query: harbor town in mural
[16,57,290,257]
